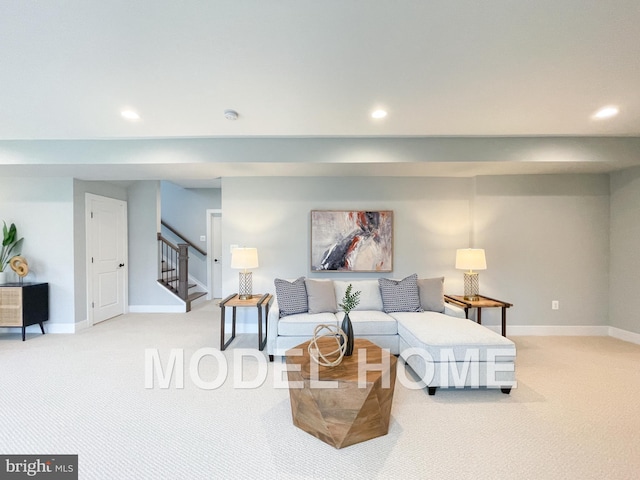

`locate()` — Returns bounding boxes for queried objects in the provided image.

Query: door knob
[118,263,125,267]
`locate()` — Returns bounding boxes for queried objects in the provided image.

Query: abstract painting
[311,210,393,272]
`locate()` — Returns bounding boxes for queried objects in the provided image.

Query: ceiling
[1,1,639,185]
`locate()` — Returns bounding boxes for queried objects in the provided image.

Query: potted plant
[0,222,24,284]
[339,284,361,356]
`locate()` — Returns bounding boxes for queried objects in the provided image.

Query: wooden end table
[286,338,397,449]
[444,294,513,337]
[219,293,273,351]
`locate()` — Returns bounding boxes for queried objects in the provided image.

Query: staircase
[157,221,207,312]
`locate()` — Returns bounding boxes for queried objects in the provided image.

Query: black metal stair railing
[157,233,190,302]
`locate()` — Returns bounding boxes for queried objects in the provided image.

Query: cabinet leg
[39,322,45,335]
[22,327,26,341]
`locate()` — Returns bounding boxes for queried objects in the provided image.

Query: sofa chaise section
[393,311,516,394]
[267,275,516,394]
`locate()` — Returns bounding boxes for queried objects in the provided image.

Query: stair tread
[158,277,196,289]
[187,291,207,302]
[157,281,178,292]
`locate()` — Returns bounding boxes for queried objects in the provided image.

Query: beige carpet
[0,301,639,480]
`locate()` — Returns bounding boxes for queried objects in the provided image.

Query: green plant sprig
[339,283,361,315]
[1,221,24,272]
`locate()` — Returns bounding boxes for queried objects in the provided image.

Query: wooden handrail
[161,220,207,256]
[157,232,179,252]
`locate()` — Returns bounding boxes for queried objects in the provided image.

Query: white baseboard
[507,325,610,336]
[128,305,186,313]
[608,326,640,345]
[47,323,77,334]
[73,319,91,332]
[0,323,77,335]
[5,317,638,345]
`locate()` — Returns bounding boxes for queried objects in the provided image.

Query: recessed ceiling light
[121,109,140,121]
[371,109,387,119]
[592,106,619,119]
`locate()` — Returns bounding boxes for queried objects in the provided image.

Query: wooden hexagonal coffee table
[285,338,397,449]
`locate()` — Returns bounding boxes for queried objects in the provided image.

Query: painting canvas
[311,210,393,272]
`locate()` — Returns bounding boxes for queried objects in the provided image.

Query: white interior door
[211,213,222,298]
[87,194,127,324]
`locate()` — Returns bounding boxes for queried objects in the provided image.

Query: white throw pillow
[334,280,383,311]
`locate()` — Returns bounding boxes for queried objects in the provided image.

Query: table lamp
[455,248,486,300]
[231,247,259,300]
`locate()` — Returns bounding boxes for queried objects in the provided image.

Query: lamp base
[463,271,480,301]
[238,271,253,300]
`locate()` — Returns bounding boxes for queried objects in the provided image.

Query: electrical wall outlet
[199,235,206,242]
[552,300,559,310]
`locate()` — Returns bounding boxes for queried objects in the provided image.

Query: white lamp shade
[455,248,487,271]
[231,247,259,269]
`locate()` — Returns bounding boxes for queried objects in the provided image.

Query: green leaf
[0,221,23,270]
[2,222,17,246]
[339,283,361,314]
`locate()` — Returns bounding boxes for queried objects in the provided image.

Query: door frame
[206,209,222,300]
[85,193,129,326]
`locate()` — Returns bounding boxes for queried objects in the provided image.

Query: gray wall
[474,175,610,328]
[160,181,221,284]
[0,135,637,335]
[128,181,181,307]
[222,176,472,294]
[222,174,610,331]
[610,166,640,334]
[0,177,75,327]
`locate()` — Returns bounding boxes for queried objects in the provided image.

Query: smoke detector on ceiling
[224,109,239,121]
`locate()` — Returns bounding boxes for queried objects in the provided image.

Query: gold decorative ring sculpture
[9,255,29,277]
[308,324,348,367]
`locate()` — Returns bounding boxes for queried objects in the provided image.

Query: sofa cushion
[305,279,337,314]
[274,277,308,317]
[378,274,422,313]
[336,310,398,335]
[277,312,338,336]
[334,280,383,311]
[417,277,445,313]
[392,311,515,362]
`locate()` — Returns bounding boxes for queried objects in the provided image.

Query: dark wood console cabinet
[0,282,49,341]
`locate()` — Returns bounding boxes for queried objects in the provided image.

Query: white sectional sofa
[268,275,516,395]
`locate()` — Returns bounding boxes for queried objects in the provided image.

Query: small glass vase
[340,312,354,356]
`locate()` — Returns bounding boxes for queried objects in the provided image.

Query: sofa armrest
[444,303,466,319]
[266,299,281,355]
